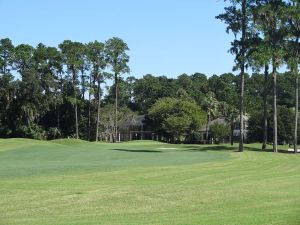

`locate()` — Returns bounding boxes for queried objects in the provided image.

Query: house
[198,115,249,143]
[118,115,154,141]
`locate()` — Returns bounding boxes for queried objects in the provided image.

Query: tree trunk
[114,73,118,143]
[57,105,60,130]
[231,121,234,146]
[262,64,269,150]
[206,113,210,141]
[58,71,63,132]
[294,70,299,154]
[96,76,101,141]
[272,60,277,153]
[74,96,79,139]
[73,68,79,139]
[294,37,299,154]
[88,73,92,141]
[239,70,245,152]
[81,68,86,99]
[239,0,246,152]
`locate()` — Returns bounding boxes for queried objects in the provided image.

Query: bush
[148,97,206,143]
[48,127,62,140]
[16,124,47,140]
[248,106,296,145]
[209,122,230,144]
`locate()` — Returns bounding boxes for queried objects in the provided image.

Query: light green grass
[0,139,299,225]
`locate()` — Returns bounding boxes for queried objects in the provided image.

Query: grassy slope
[0,139,299,225]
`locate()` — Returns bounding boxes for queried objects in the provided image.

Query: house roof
[234,115,249,122]
[119,115,146,129]
[199,115,249,132]
[130,115,146,127]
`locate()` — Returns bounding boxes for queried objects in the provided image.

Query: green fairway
[0,139,299,225]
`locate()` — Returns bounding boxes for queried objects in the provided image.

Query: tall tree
[0,38,14,75]
[78,45,88,99]
[0,73,16,136]
[254,0,287,152]
[14,44,35,77]
[262,64,270,150]
[34,44,63,130]
[48,47,63,130]
[133,74,163,113]
[217,0,255,152]
[125,76,136,108]
[13,44,45,132]
[0,38,15,130]
[285,0,300,153]
[86,41,107,141]
[248,36,272,150]
[59,40,84,139]
[105,37,130,142]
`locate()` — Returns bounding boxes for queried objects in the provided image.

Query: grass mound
[51,138,90,146]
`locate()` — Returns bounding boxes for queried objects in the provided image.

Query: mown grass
[0,139,299,225]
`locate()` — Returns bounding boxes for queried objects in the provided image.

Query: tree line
[0,37,129,142]
[0,0,299,153]
[217,0,299,153]
[0,35,296,146]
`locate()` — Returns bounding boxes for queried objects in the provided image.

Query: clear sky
[0,0,235,78]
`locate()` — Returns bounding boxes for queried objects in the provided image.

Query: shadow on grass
[244,146,295,154]
[111,148,162,153]
[182,145,295,154]
[112,145,295,154]
[182,145,235,152]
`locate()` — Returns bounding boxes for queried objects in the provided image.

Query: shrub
[48,127,62,140]
[210,122,230,143]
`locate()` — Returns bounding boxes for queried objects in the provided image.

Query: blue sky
[0,0,235,78]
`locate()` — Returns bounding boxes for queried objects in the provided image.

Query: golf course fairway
[0,139,299,225]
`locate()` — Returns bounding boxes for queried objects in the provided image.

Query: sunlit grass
[0,139,299,225]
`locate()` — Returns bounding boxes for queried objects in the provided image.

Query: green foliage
[47,127,62,140]
[133,74,165,112]
[86,40,107,87]
[99,104,135,141]
[86,41,106,69]
[202,91,219,119]
[105,37,130,76]
[0,27,298,144]
[0,38,14,74]
[163,115,192,142]
[253,0,287,68]
[210,123,230,143]
[149,98,206,142]
[14,44,35,75]
[275,106,294,145]
[248,105,296,144]
[16,124,47,140]
[216,0,256,69]
[59,40,85,73]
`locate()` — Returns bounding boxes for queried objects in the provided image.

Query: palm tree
[218,101,239,146]
[203,92,219,142]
